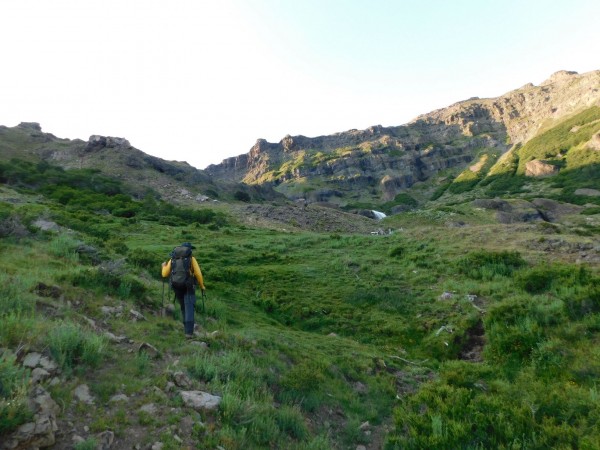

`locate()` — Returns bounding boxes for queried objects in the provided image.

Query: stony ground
[232,203,383,234]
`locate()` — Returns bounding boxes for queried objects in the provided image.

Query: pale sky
[1,0,599,169]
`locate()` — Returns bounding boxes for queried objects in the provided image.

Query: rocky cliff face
[206,70,600,203]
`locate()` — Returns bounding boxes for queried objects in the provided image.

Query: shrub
[388,245,405,258]
[483,174,528,196]
[127,248,162,276]
[563,286,600,319]
[516,264,591,294]
[485,317,543,367]
[532,338,572,380]
[456,250,526,280]
[234,191,251,202]
[280,360,326,394]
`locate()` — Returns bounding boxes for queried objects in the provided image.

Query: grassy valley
[1,149,600,448]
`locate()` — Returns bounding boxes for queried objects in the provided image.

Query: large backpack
[170,246,193,290]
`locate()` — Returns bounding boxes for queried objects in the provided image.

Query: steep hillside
[207,70,600,210]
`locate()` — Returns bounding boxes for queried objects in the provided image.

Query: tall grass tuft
[0,313,39,347]
[48,233,81,262]
[456,250,526,280]
[48,322,106,374]
[0,351,33,434]
[0,273,35,317]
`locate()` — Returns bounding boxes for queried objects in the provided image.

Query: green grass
[48,322,107,374]
[0,351,33,434]
[1,160,600,448]
[516,107,600,175]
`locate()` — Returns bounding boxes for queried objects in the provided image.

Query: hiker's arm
[161,260,171,278]
[191,257,206,290]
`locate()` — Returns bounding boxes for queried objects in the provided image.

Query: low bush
[563,285,600,319]
[516,264,591,294]
[456,250,526,280]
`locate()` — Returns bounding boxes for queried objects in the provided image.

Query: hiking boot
[185,334,194,340]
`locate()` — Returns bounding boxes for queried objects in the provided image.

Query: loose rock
[74,384,95,405]
[180,391,222,411]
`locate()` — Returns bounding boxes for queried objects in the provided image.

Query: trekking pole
[161,278,165,311]
[201,290,206,314]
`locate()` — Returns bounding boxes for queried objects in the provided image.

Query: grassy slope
[1,171,600,449]
[2,106,600,450]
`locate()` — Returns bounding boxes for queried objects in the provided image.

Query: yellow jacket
[162,256,205,290]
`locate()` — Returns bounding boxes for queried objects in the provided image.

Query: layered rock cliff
[206,70,600,203]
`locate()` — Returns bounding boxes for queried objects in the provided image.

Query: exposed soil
[459,320,486,362]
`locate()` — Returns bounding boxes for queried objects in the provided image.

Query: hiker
[161,242,206,339]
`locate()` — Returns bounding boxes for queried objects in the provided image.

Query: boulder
[96,430,115,450]
[104,332,128,343]
[170,371,192,389]
[472,198,511,211]
[73,384,95,405]
[101,305,124,316]
[22,352,42,369]
[129,309,146,321]
[524,160,559,177]
[138,342,160,358]
[31,219,61,232]
[575,188,600,197]
[109,394,129,403]
[139,403,158,414]
[31,368,51,384]
[587,131,600,150]
[180,391,222,411]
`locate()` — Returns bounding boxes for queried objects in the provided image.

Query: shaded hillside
[206,70,600,209]
[0,123,282,204]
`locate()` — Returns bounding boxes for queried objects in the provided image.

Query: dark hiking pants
[174,286,195,335]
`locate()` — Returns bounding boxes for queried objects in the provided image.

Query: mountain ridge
[206,69,600,206]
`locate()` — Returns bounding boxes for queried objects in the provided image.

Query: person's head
[181,242,196,250]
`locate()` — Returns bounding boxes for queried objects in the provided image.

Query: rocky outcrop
[2,387,60,450]
[473,197,582,223]
[419,70,600,145]
[588,132,600,151]
[524,160,560,177]
[85,135,131,152]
